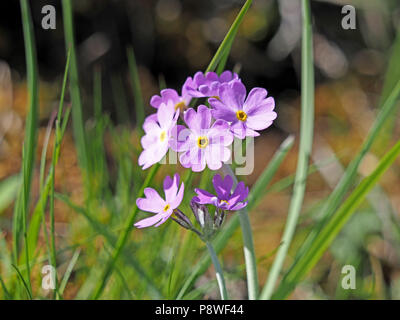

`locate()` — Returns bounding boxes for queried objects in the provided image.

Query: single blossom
[134,174,184,228]
[171,105,233,172]
[209,80,277,139]
[138,100,179,170]
[150,77,193,110]
[184,70,239,98]
[193,174,249,211]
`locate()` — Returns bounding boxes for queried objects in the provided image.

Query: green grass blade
[274,139,400,299]
[24,51,71,264]
[91,163,160,299]
[0,275,11,299]
[0,175,20,213]
[259,0,315,300]
[248,135,295,208]
[291,78,400,276]
[59,249,80,296]
[11,0,40,295]
[11,264,32,299]
[205,0,252,73]
[62,0,89,177]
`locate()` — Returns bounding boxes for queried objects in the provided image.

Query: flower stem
[205,241,228,300]
[222,164,258,300]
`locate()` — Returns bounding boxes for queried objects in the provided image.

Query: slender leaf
[259,0,315,300]
[274,139,400,299]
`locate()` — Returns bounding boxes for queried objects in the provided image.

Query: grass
[259,0,315,300]
[1,0,400,300]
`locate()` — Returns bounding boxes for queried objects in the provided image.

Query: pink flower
[209,80,277,139]
[138,101,179,170]
[134,174,184,228]
[150,78,193,110]
[171,105,233,172]
[193,174,249,211]
[184,71,239,98]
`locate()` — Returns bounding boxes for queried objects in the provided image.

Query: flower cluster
[135,70,275,237]
[138,70,277,171]
[135,173,249,241]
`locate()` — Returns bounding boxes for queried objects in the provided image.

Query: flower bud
[171,209,194,230]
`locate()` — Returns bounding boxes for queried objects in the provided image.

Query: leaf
[274,139,400,299]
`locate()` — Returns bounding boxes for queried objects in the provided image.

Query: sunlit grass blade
[206,0,252,72]
[59,249,80,296]
[62,0,89,177]
[273,139,400,299]
[259,0,315,300]
[11,0,40,296]
[24,51,71,265]
[290,79,400,278]
[376,26,400,148]
[176,135,294,299]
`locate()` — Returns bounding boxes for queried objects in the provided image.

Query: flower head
[193,174,249,211]
[150,77,193,110]
[171,105,233,172]
[134,174,184,228]
[209,80,277,139]
[184,71,239,98]
[138,100,179,170]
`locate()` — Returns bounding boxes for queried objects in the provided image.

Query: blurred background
[1,0,400,299]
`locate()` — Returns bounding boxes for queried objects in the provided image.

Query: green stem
[222,164,258,299]
[205,242,228,300]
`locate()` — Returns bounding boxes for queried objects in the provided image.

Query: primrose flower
[171,105,233,172]
[150,77,193,111]
[134,174,184,228]
[184,70,239,98]
[193,174,249,211]
[209,80,277,139]
[138,101,179,170]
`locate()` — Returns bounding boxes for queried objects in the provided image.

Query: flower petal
[134,213,164,228]
[136,188,165,213]
[171,181,184,209]
[219,80,246,111]
[193,188,216,205]
[210,98,237,122]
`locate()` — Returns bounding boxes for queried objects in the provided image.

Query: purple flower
[184,71,239,98]
[134,174,184,228]
[193,174,249,211]
[171,105,233,172]
[138,101,179,170]
[209,80,277,139]
[150,77,193,110]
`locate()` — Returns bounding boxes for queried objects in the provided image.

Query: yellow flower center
[236,110,247,122]
[211,96,220,100]
[159,130,167,142]
[174,101,187,111]
[163,204,170,212]
[220,200,229,206]
[197,136,209,149]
